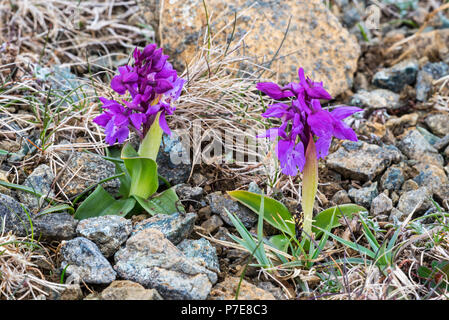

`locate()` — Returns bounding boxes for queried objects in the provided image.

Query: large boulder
[139,0,360,97]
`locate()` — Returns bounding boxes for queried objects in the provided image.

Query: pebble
[132,212,197,245]
[76,215,132,258]
[0,193,77,240]
[397,187,433,216]
[416,62,449,101]
[348,182,379,209]
[94,280,163,300]
[331,190,352,205]
[380,165,405,192]
[326,141,402,182]
[58,152,120,198]
[397,129,444,167]
[412,163,448,195]
[60,237,116,284]
[177,238,220,274]
[114,228,215,300]
[370,193,393,216]
[401,179,420,192]
[201,215,224,234]
[425,113,449,137]
[417,126,441,146]
[209,277,275,300]
[174,184,204,201]
[372,59,419,92]
[351,89,402,110]
[18,164,55,209]
[207,192,257,229]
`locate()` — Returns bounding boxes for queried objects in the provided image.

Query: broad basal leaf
[134,187,184,216]
[227,190,295,237]
[312,204,366,237]
[74,185,136,220]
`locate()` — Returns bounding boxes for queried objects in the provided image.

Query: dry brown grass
[0,221,66,300]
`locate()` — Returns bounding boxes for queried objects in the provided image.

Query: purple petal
[307,110,333,138]
[129,113,146,131]
[158,112,171,136]
[115,126,130,144]
[155,79,174,94]
[113,113,129,127]
[122,71,138,83]
[261,103,290,118]
[111,76,127,95]
[315,136,332,159]
[257,82,294,100]
[330,106,363,121]
[306,85,333,100]
[93,113,111,127]
[332,120,358,142]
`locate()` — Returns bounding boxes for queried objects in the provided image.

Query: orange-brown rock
[139,0,360,97]
[209,276,276,300]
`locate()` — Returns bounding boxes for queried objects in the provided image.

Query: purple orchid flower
[258,67,362,176]
[94,44,185,145]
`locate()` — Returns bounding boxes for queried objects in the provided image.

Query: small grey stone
[58,152,119,198]
[114,228,215,300]
[257,282,286,300]
[132,212,196,245]
[177,238,220,274]
[331,190,352,205]
[326,141,401,181]
[201,215,224,234]
[425,113,449,137]
[372,59,419,92]
[397,129,444,166]
[33,211,78,240]
[61,237,116,284]
[174,184,203,201]
[389,208,406,222]
[416,62,449,101]
[348,183,378,209]
[397,187,433,216]
[417,126,441,146]
[370,193,393,216]
[18,164,55,209]
[0,193,77,240]
[412,163,448,195]
[207,192,257,228]
[342,6,361,27]
[76,215,132,258]
[99,280,163,300]
[401,180,420,192]
[351,89,402,110]
[380,166,405,192]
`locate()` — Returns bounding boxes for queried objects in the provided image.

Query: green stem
[138,112,163,160]
[301,136,318,238]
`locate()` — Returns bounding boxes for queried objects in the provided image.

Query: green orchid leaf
[133,187,184,216]
[74,185,136,220]
[312,204,366,237]
[121,143,158,199]
[227,190,295,237]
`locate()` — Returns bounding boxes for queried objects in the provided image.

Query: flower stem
[301,136,318,238]
[138,112,163,160]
